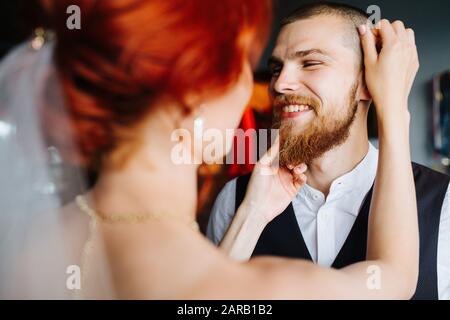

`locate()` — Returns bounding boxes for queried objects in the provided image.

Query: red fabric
[228,107,256,178]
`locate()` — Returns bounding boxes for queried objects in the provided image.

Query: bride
[0,0,419,299]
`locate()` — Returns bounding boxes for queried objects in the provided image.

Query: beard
[272,82,359,166]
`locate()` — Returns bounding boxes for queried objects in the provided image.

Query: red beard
[272,82,359,166]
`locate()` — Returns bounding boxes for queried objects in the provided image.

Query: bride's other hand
[359,19,419,124]
[241,136,307,225]
[219,136,307,261]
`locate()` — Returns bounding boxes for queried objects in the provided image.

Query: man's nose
[273,67,301,94]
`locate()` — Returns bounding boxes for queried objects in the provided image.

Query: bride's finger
[406,28,415,44]
[259,134,280,167]
[293,173,307,190]
[359,23,378,65]
[293,163,307,174]
[292,165,307,186]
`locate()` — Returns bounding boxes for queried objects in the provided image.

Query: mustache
[273,94,321,113]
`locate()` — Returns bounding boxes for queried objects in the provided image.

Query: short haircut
[281,2,370,69]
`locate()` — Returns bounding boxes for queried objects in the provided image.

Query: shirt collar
[329,142,378,193]
[297,142,379,216]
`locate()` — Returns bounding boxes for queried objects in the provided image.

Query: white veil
[0,32,107,299]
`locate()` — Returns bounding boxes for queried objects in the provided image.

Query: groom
[207,3,450,300]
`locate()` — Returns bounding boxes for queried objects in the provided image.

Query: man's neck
[305,123,369,197]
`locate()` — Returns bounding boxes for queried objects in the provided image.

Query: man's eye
[270,66,282,76]
[303,62,322,68]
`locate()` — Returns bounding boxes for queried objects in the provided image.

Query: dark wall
[0,0,42,58]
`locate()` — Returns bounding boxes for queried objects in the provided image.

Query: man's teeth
[282,104,311,113]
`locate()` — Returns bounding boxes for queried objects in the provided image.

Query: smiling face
[269,15,369,166]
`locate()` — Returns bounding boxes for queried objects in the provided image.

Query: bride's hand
[359,19,419,123]
[241,137,307,225]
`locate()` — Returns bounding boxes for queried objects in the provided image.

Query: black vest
[235,162,449,300]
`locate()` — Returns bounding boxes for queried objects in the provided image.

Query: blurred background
[1,0,449,230]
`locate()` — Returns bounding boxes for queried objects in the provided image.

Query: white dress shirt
[207,143,450,299]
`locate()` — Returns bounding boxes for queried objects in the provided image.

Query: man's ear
[360,84,371,101]
[358,71,372,102]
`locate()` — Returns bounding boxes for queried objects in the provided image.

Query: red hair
[43,0,272,169]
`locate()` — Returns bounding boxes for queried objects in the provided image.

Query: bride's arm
[358,19,419,285]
